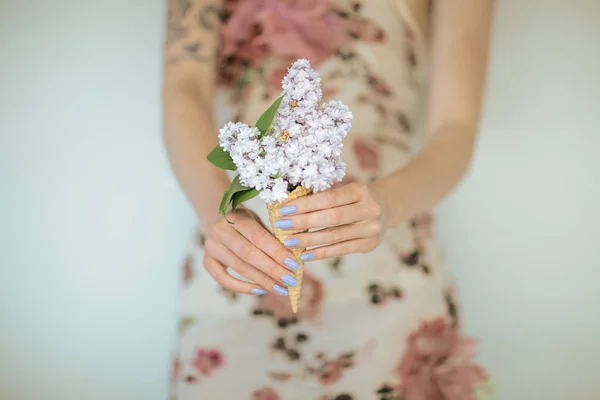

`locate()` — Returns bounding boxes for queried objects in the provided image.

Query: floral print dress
[170,1,496,399]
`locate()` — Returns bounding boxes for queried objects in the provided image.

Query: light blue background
[1,1,599,399]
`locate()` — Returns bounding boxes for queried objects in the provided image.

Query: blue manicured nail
[279,205,297,216]
[284,238,300,248]
[282,274,298,287]
[273,284,289,296]
[301,253,315,262]
[251,288,268,295]
[275,219,294,229]
[284,258,300,270]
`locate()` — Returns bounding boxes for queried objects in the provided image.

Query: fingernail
[300,253,315,262]
[279,205,297,216]
[284,258,299,270]
[273,284,289,296]
[251,288,268,295]
[282,274,298,287]
[284,238,300,248]
[275,219,294,229]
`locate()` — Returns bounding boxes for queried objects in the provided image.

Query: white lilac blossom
[218,59,353,204]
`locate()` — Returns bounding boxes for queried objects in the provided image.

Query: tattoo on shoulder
[199,5,225,30]
[166,0,192,44]
[165,0,226,64]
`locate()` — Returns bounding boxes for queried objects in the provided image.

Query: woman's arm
[162,0,300,296]
[378,0,494,226]
[162,0,228,231]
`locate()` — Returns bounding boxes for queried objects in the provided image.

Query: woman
[163,0,495,399]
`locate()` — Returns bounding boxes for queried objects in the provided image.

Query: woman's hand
[273,182,391,262]
[203,208,300,296]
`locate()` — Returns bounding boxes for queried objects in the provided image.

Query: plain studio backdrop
[1,1,599,399]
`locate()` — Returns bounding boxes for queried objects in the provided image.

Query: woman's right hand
[202,208,300,296]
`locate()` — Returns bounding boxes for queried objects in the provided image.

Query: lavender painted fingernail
[300,253,315,262]
[284,258,300,270]
[275,219,294,229]
[284,238,300,248]
[251,288,268,295]
[279,205,297,216]
[282,274,298,287]
[273,284,289,296]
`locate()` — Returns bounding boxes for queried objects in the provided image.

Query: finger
[206,239,290,296]
[232,217,301,273]
[203,255,267,295]
[280,182,366,216]
[211,218,298,277]
[286,221,380,248]
[299,237,379,261]
[276,202,371,231]
[217,228,298,287]
[218,237,298,291]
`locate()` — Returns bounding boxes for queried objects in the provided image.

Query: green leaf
[207,145,237,171]
[218,188,232,217]
[231,188,260,211]
[218,175,253,223]
[255,95,284,136]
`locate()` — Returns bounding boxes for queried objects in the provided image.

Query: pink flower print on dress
[319,358,344,385]
[191,348,225,376]
[252,386,281,400]
[318,353,355,386]
[219,0,350,84]
[352,138,380,172]
[397,318,488,400]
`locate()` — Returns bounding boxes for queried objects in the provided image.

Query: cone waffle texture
[266,186,312,313]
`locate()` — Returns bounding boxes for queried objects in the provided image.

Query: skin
[162,0,494,295]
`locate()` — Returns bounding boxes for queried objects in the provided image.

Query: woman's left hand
[274,182,390,262]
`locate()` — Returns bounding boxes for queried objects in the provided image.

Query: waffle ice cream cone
[266,185,312,313]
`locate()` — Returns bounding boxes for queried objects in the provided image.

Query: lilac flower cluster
[218,59,353,204]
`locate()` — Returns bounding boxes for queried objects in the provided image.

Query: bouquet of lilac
[207,59,352,312]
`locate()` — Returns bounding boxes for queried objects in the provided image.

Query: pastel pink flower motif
[252,386,281,400]
[221,0,350,66]
[267,67,289,90]
[352,138,380,172]
[397,318,488,400]
[319,359,344,385]
[319,354,355,385]
[191,348,225,376]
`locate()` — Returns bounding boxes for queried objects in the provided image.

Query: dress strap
[391,0,429,69]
